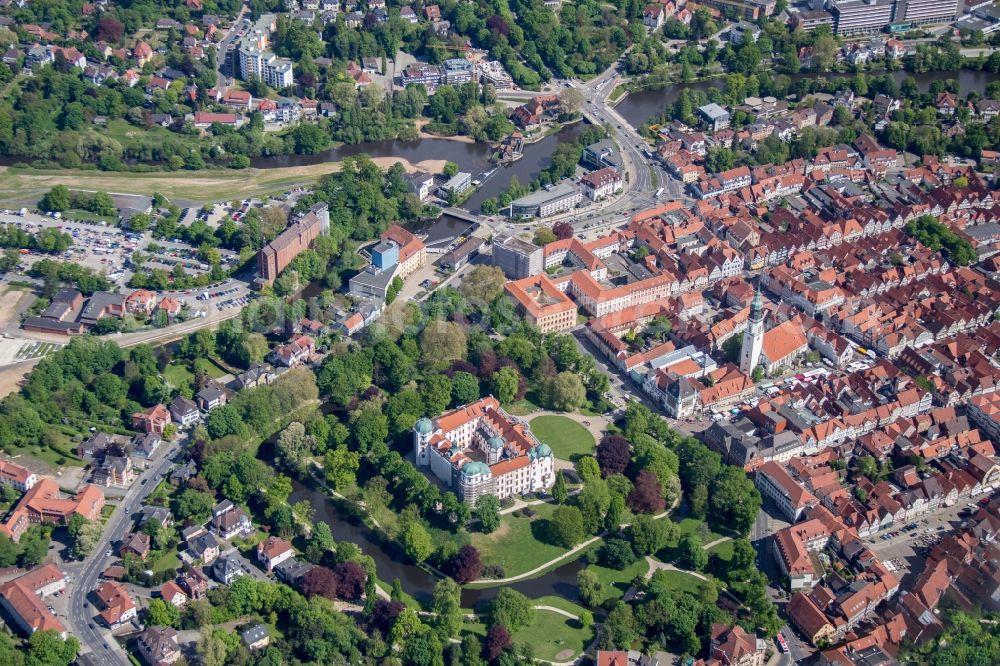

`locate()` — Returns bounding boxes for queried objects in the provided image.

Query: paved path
[534,604,579,620]
[520,409,611,444]
[703,536,733,550]
[643,557,710,582]
[471,505,674,585]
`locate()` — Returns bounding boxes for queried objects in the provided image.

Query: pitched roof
[763,317,808,364]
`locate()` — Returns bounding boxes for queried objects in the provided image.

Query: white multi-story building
[237,14,294,89]
[893,0,957,26]
[580,167,623,201]
[829,0,895,35]
[238,42,294,89]
[414,397,555,503]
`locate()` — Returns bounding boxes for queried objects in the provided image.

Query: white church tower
[740,285,765,375]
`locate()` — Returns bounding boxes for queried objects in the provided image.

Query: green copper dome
[488,436,505,450]
[462,461,491,477]
[535,443,553,457]
[415,417,433,435]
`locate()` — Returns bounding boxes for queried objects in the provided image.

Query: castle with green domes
[413,397,555,503]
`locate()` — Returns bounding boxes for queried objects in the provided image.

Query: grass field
[707,539,735,562]
[583,554,649,604]
[163,363,195,391]
[609,83,628,103]
[0,152,447,204]
[650,568,712,596]
[529,415,595,462]
[193,357,228,379]
[470,502,571,580]
[462,608,593,663]
[164,359,227,387]
[505,393,541,416]
[151,549,180,575]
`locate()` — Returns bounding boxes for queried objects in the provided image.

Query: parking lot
[864,497,990,579]
[0,212,140,285]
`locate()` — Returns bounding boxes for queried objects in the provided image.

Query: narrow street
[64,437,185,664]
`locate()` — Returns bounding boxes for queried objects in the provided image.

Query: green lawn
[674,517,725,544]
[151,550,180,575]
[529,595,590,617]
[583,554,649,605]
[529,416,595,462]
[513,608,593,662]
[193,357,228,379]
[650,568,711,596]
[462,608,593,663]
[707,539,735,563]
[12,443,85,469]
[505,393,541,416]
[163,363,194,391]
[655,518,727,564]
[469,503,575,580]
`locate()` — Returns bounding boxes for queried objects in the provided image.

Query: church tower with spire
[740,285,765,375]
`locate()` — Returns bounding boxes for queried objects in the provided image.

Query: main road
[65,438,184,665]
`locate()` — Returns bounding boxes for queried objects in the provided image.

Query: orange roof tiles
[763,317,808,365]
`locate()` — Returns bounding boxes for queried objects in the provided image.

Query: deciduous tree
[487,589,533,632]
[475,495,501,534]
[597,434,631,476]
[627,470,665,514]
[546,505,585,548]
[449,545,483,584]
[484,624,512,661]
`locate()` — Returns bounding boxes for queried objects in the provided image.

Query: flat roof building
[510,182,582,219]
[257,203,329,285]
[493,234,543,279]
[893,0,957,26]
[438,172,472,198]
[698,103,731,131]
[830,0,896,35]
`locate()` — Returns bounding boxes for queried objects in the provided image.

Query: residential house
[132,404,170,434]
[136,626,181,666]
[169,396,200,427]
[131,432,162,460]
[95,581,137,628]
[236,363,276,390]
[186,532,221,565]
[212,556,246,585]
[178,570,209,600]
[241,623,270,650]
[269,334,314,368]
[258,536,295,572]
[0,460,37,492]
[140,505,173,530]
[120,532,151,560]
[196,383,227,412]
[210,503,252,540]
[160,581,188,608]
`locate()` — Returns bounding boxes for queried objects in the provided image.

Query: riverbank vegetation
[423,81,514,143]
[0,64,431,170]
[641,65,1000,168]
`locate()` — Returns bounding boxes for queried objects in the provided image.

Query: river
[615,68,996,129]
[288,478,588,608]
[249,125,584,217]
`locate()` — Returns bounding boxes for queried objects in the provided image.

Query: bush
[599,538,637,570]
[482,565,506,579]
